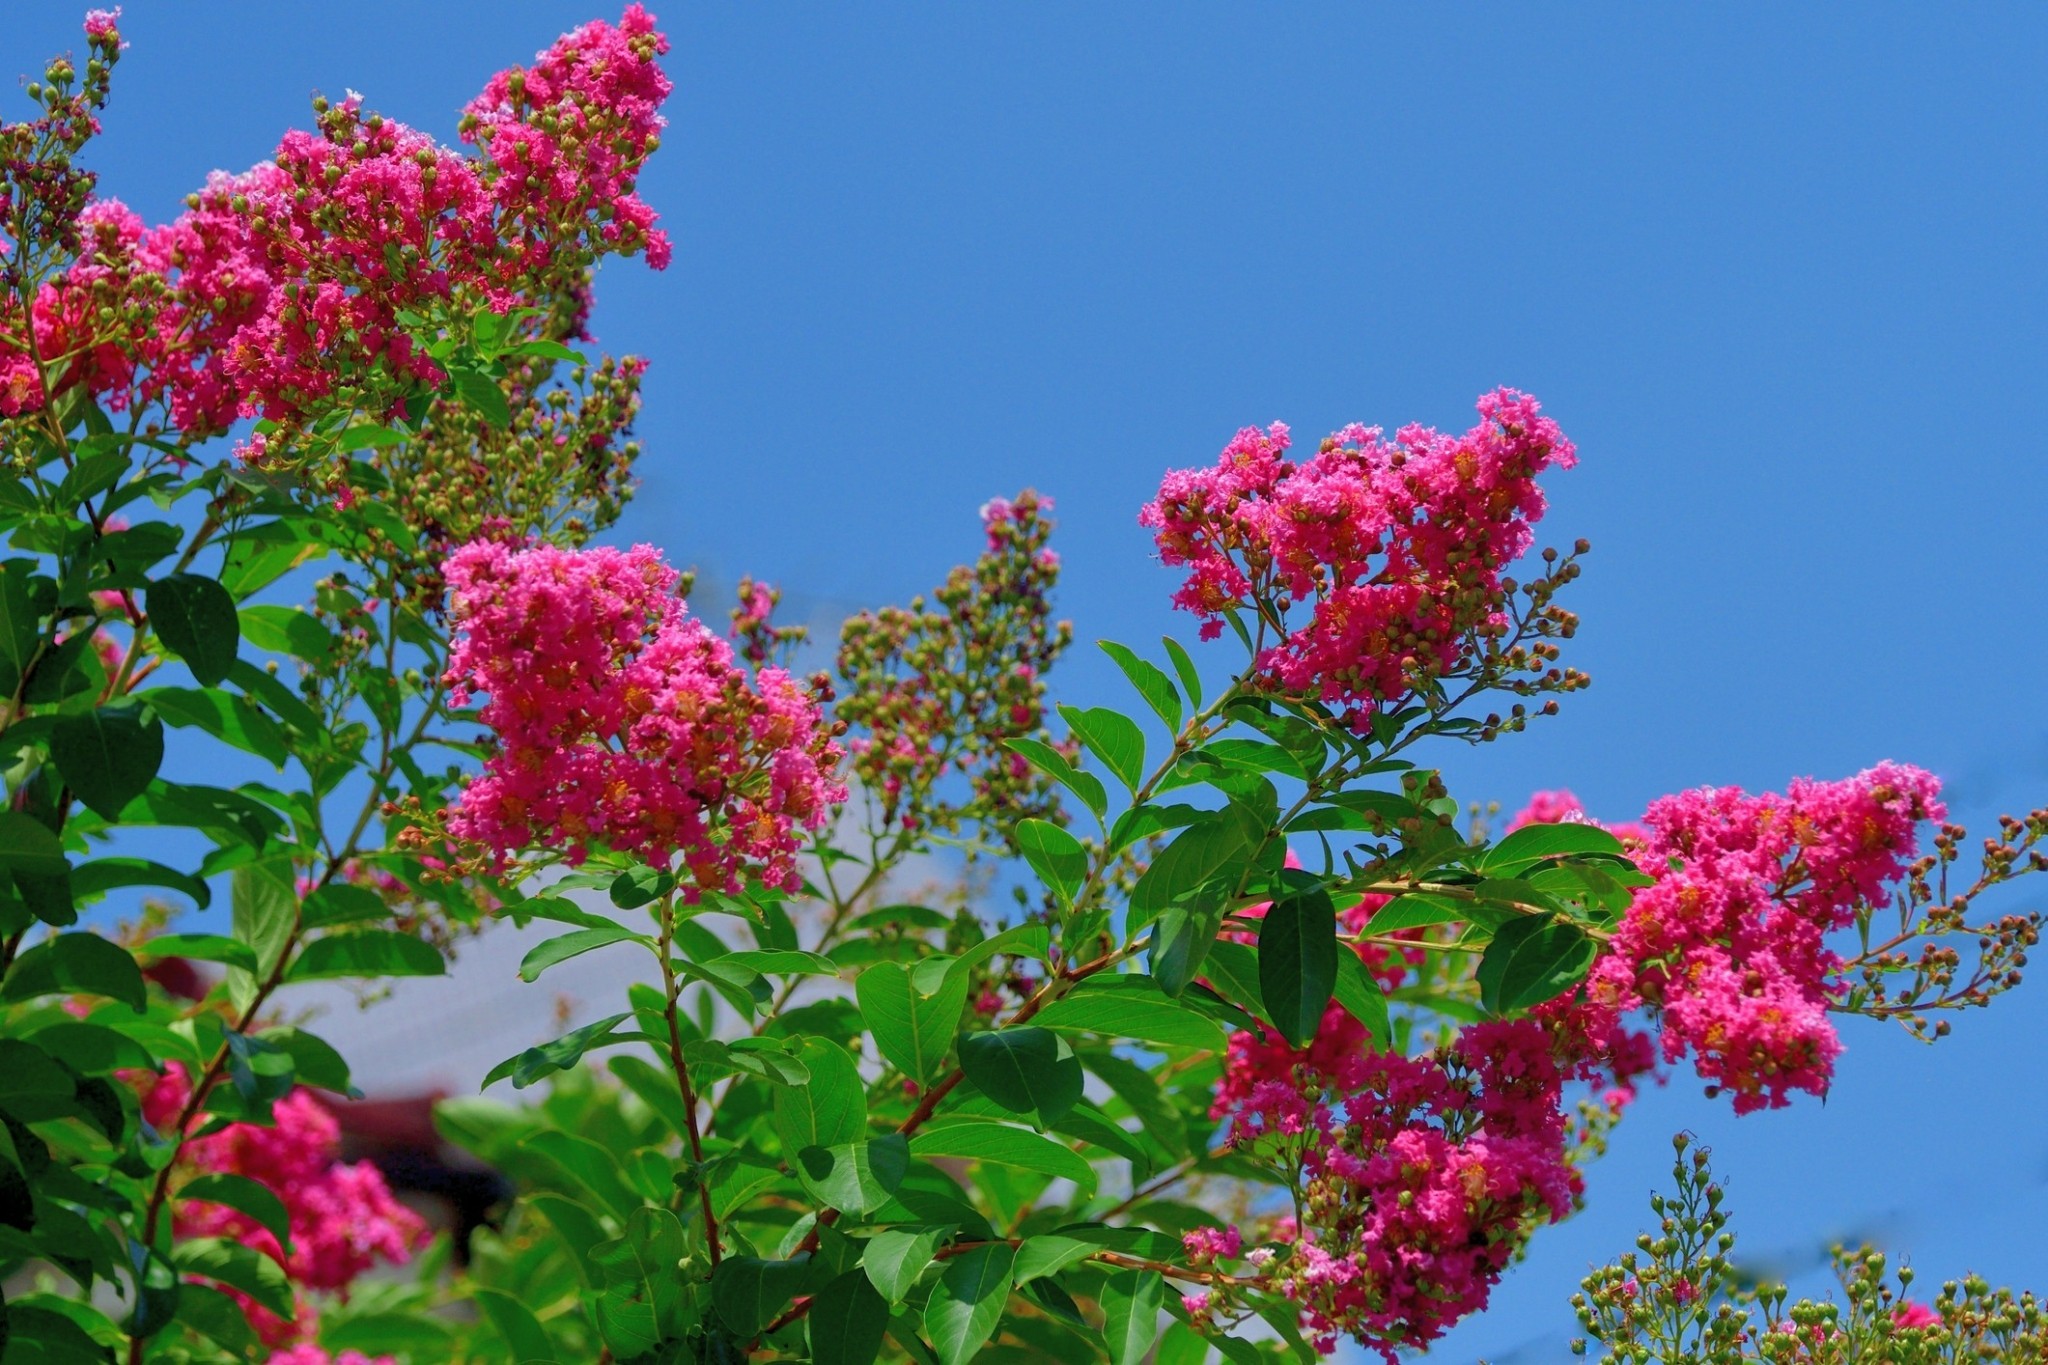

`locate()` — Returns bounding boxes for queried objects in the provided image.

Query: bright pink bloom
[266,1350,396,1365]
[1587,763,1944,1113]
[137,1067,424,1346]
[461,5,675,275]
[1142,390,1574,721]
[1893,1301,1942,1329]
[444,539,845,892]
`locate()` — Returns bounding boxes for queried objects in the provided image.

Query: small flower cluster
[1579,764,1946,1114]
[729,574,809,669]
[369,349,649,566]
[1,7,669,444]
[443,539,845,893]
[1574,1135,2048,1363]
[836,490,1074,849]
[0,10,127,417]
[1141,389,1580,724]
[459,3,674,276]
[1209,1016,1585,1357]
[266,1349,396,1365]
[138,1066,424,1346]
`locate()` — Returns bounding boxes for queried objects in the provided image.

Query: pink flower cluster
[1576,763,1944,1114]
[460,3,674,274]
[267,1350,395,1365]
[1140,389,1574,721]
[139,1066,425,1346]
[1,9,670,432]
[443,539,845,892]
[1210,1016,1579,1357]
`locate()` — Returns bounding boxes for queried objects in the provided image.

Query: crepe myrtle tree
[0,10,2042,1365]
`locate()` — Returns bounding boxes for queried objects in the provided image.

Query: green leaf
[855,962,970,1084]
[1058,705,1146,793]
[589,1207,687,1354]
[1363,893,1467,932]
[173,1237,293,1318]
[811,1269,890,1365]
[1331,950,1392,1046]
[71,857,208,910]
[1161,636,1202,710]
[1258,878,1337,1048]
[1203,738,1304,780]
[453,368,512,429]
[229,859,297,1009]
[236,605,333,663]
[609,865,674,909]
[1480,821,1627,876]
[1004,738,1108,823]
[287,930,445,981]
[49,704,163,820]
[300,882,389,928]
[0,811,69,876]
[958,1028,1083,1125]
[0,1039,76,1115]
[716,949,840,977]
[1476,914,1597,1015]
[686,1037,812,1087]
[773,1038,866,1156]
[484,1013,648,1090]
[1129,805,1262,920]
[527,1130,643,1223]
[219,531,328,598]
[146,573,239,686]
[1,932,145,1010]
[176,1282,260,1356]
[4,1302,115,1365]
[24,1021,152,1073]
[258,1026,357,1096]
[137,933,257,975]
[0,562,44,695]
[922,1242,1015,1365]
[1147,890,1228,998]
[321,1311,460,1358]
[1198,939,1271,1029]
[796,1135,910,1215]
[518,924,647,982]
[1099,641,1182,733]
[944,923,1053,986]
[141,685,286,767]
[1014,819,1088,908]
[475,1286,558,1364]
[1012,1234,1097,1284]
[1033,976,1225,1052]
[178,1173,293,1255]
[1101,1267,1165,1365]
[863,1226,951,1304]
[908,1119,1096,1194]
[712,1254,813,1337]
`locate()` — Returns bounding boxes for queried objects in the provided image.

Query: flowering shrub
[0,11,2042,1365]
[1573,1135,2048,1362]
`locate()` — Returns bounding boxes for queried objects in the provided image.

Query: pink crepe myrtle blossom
[266,1350,396,1365]
[1578,763,1944,1114]
[1142,389,1575,723]
[136,1066,424,1346]
[442,538,845,893]
[1212,1019,1581,1359]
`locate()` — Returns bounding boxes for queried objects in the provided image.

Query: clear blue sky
[16,3,2047,1356]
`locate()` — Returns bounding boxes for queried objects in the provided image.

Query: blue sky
[16,2,2048,1357]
